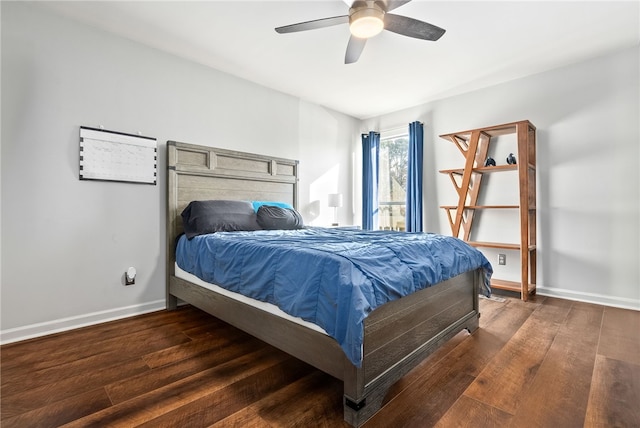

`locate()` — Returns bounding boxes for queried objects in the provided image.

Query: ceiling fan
[274,0,445,64]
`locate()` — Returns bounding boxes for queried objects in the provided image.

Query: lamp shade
[327,193,343,208]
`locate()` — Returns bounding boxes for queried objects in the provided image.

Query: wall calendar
[79,126,157,185]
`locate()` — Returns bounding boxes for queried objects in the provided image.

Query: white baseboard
[536,287,640,311]
[2,289,636,345]
[0,299,166,345]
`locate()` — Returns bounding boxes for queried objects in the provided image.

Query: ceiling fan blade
[275,15,349,34]
[345,36,367,64]
[384,14,445,41]
[385,0,412,12]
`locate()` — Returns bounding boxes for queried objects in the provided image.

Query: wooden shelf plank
[440,205,519,210]
[466,241,537,251]
[439,165,517,174]
[476,165,518,172]
[467,241,536,251]
[468,241,520,250]
[439,120,536,140]
[439,168,464,175]
[491,278,536,294]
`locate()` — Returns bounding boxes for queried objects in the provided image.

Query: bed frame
[166,140,482,427]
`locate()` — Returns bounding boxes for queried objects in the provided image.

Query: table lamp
[327,193,343,226]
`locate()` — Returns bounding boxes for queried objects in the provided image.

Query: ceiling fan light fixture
[349,6,384,39]
[274,0,446,64]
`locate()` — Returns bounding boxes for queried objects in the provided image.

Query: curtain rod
[363,121,423,138]
[381,121,423,136]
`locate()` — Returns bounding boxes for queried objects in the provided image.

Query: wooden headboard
[166,140,299,292]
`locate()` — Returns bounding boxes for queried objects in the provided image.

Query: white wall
[360,46,640,310]
[0,2,358,341]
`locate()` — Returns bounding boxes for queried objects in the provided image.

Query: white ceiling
[39,1,639,119]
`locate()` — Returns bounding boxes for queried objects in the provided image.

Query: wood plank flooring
[1,295,639,427]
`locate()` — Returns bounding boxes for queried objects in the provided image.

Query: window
[378,132,408,231]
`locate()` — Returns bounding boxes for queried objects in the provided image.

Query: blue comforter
[176,228,492,366]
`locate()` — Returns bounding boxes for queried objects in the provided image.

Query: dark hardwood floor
[2,294,639,427]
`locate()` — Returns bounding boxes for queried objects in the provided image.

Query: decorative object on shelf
[506,153,517,165]
[484,157,496,167]
[328,193,343,226]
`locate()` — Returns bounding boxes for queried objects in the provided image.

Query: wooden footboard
[343,269,480,426]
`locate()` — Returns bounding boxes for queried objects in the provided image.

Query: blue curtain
[362,131,380,230]
[406,121,424,232]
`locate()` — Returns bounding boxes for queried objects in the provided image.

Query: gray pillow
[181,200,260,239]
[256,205,304,230]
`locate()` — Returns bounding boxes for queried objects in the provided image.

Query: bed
[166,140,492,427]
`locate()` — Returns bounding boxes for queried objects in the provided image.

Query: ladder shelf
[439,120,537,300]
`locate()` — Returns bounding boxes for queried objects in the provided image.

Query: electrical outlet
[125,267,136,285]
[498,254,506,265]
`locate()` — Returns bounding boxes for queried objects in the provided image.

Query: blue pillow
[251,201,293,212]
